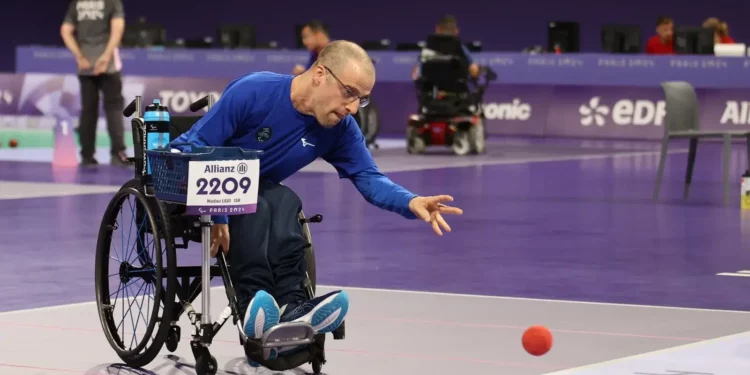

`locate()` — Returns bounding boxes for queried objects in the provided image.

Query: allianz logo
[579,97,665,126]
[482,99,531,121]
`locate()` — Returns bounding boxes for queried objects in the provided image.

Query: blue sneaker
[243,290,280,361]
[279,290,349,334]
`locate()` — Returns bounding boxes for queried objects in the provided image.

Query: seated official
[646,16,674,54]
[703,17,736,44]
[292,20,331,75]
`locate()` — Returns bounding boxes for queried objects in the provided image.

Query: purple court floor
[2,136,750,374]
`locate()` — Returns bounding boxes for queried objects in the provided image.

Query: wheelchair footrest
[263,322,316,348]
[243,323,324,371]
[244,348,319,372]
[245,322,315,356]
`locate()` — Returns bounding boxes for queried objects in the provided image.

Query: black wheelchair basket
[94,94,344,375]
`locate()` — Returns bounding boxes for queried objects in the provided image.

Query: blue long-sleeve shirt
[170,71,418,224]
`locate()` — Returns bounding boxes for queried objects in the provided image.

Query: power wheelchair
[406,33,497,156]
[94,95,344,375]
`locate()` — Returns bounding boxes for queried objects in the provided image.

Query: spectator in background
[60,0,128,168]
[718,22,735,43]
[412,15,480,80]
[292,20,331,75]
[703,17,736,44]
[645,16,674,54]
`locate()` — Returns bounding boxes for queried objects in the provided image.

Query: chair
[653,81,750,205]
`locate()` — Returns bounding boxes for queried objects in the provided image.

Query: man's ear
[312,64,325,86]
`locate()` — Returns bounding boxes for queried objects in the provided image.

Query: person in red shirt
[713,20,736,43]
[719,22,736,43]
[646,16,674,54]
[702,18,737,44]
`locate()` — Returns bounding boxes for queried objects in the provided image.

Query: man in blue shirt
[171,40,463,360]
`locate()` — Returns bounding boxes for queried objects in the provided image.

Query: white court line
[0,180,121,200]
[1,283,748,317]
[328,285,750,314]
[717,270,750,277]
[541,330,750,374]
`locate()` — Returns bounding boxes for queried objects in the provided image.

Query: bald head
[315,40,375,80]
[294,40,376,127]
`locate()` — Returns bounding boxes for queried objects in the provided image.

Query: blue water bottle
[144,99,171,175]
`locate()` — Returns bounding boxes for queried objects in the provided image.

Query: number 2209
[196,177,252,195]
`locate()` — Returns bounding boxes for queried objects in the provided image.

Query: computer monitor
[601,24,641,53]
[361,40,390,50]
[395,42,424,51]
[548,21,579,52]
[217,25,256,49]
[673,27,714,54]
[122,23,166,48]
[466,41,482,53]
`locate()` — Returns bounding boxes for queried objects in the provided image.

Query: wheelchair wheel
[95,178,177,368]
[312,358,323,374]
[300,211,316,295]
[355,100,380,149]
[406,126,426,154]
[469,118,487,154]
[452,130,471,156]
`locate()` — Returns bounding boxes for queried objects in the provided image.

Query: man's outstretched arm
[322,117,462,234]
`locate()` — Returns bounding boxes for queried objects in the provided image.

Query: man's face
[657,22,673,41]
[301,26,324,51]
[310,62,374,127]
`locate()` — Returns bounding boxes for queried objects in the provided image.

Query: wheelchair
[94,95,344,375]
[406,33,497,156]
[352,57,381,151]
[353,98,381,151]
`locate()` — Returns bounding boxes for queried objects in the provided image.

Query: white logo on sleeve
[301,138,315,147]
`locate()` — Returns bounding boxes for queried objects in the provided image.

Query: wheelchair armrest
[482,66,498,81]
[471,66,497,100]
[300,213,323,224]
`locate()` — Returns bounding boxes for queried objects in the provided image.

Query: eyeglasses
[323,66,370,108]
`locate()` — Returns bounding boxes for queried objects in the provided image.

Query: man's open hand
[210,223,230,257]
[408,195,463,236]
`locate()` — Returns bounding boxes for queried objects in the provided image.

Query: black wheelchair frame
[94,95,344,375]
